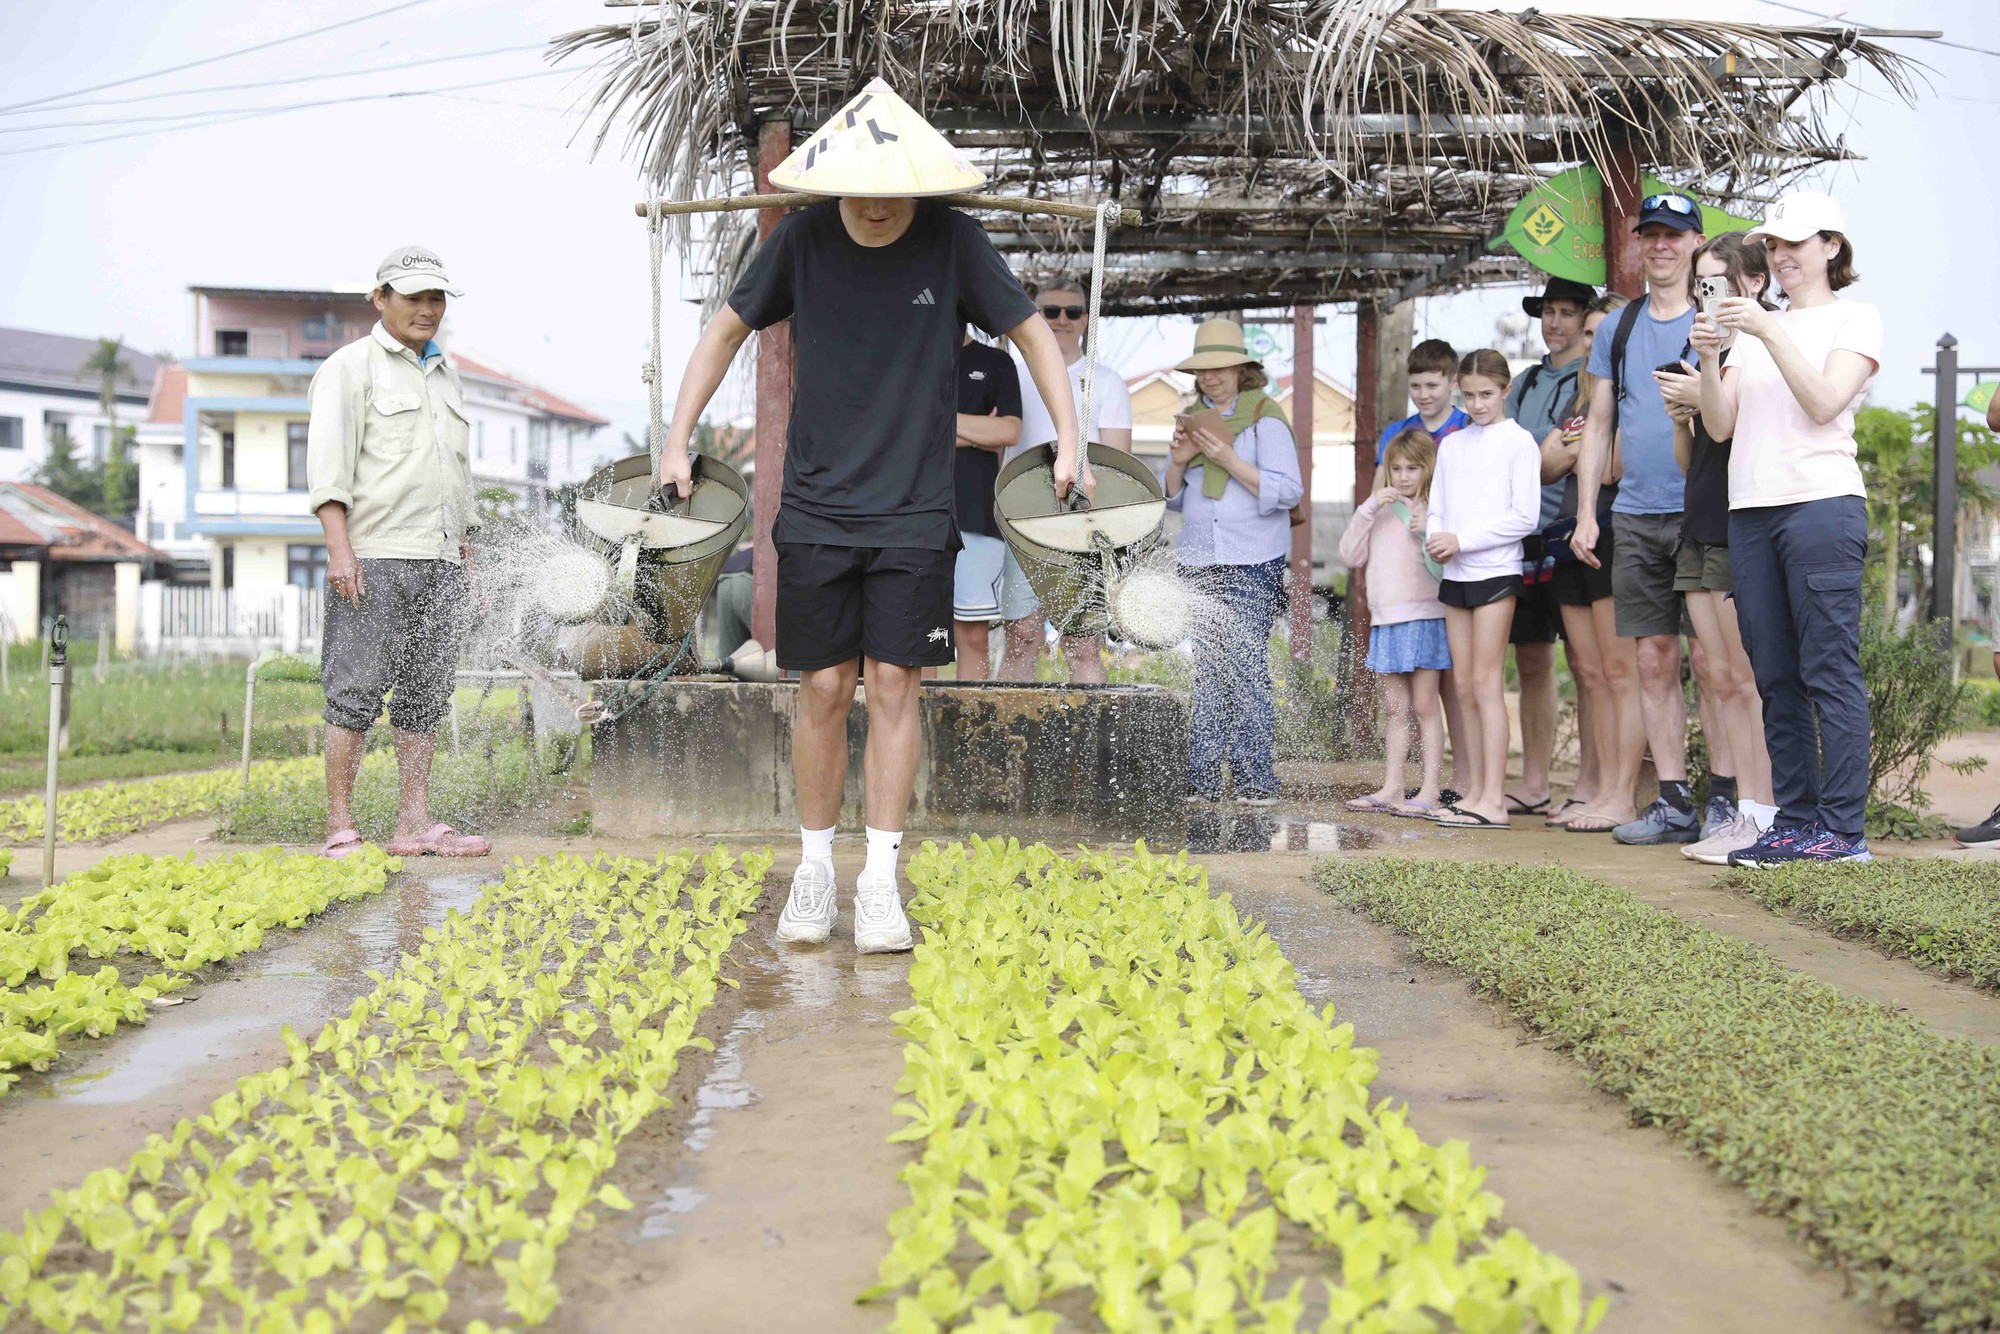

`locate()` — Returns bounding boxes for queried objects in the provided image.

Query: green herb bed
[0,849,398,1092]
[868,839,1602,1332]
[1319,857,2000,1333]
[215,743,545,846]
[0,757,326,845]
[0,848,768,1330]
[1717,859,2000,991]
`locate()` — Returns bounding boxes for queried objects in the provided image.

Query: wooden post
[1602,134,1645,300]
[751,119,794,651]
[1932,333,1959,632]
[1289,304,1316,663]
[1347,304,1381,739]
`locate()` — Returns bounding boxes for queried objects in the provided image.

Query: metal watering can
[563,452,750,672]
[993,443,1168,639]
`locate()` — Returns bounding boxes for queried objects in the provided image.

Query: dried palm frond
[553,0,1924,313]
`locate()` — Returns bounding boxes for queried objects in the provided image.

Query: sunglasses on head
[1041,304,1086,321]
[1641,193,1698,215]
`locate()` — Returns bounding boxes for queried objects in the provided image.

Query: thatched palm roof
[555,2,1923,314]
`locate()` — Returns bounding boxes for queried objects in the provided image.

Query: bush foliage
[1718,858,2000,991]
[1319,856,2000,1332]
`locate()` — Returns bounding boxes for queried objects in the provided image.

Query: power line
[2,43,547,117]
[1,56,562,134]
[0,69,570,160]
[0,0,440,116]
[1749,0,2000,59]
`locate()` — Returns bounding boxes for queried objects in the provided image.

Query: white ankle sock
[800,825,835,869]
[1740,801,1777,832]
[863,826,902,881]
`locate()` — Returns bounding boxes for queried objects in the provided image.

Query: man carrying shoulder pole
[656,81,1086,953]
[307,246,490,861]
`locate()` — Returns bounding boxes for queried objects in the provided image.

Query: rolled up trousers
[1728,495,1870,837]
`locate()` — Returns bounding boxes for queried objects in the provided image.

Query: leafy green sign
[1964,381,1996,416]
[1497,167,1758,285]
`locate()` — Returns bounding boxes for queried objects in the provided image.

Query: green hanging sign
[1965,381,1997,416]
[1497,167,1758,285]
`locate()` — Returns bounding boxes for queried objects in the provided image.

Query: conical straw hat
[770,77,986,198]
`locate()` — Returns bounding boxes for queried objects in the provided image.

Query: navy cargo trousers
[1728,495,1871,837]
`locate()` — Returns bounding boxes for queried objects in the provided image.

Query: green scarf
[1199,389,1290,499]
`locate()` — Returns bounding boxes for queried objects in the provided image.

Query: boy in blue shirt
[1375,338,1468,463]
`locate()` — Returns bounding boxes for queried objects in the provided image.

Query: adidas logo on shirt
[912,288,936,305]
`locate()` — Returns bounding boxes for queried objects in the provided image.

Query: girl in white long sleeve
[1424,348,1545,829]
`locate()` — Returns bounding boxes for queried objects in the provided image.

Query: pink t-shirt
[1724,299,1882,509]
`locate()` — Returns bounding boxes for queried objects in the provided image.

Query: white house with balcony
[0,326,162,482]
[135,284,614,630]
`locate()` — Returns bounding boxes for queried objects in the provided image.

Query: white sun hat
[769,77,986,198]
[1746,191,1847,244]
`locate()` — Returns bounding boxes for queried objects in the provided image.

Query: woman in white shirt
[1692,191,1880,866]
[997,274,1134,683]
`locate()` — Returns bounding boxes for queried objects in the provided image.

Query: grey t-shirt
[1507,354,1583,529]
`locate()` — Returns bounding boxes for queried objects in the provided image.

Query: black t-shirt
[726,199,1038,550]
[1682,348,1733,546]
[951,339,1022,538]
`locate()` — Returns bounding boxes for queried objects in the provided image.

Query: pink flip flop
[319,829,369,860]
[385,823,492,858]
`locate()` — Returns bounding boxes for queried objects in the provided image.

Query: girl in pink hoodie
[1339,428,1449,816]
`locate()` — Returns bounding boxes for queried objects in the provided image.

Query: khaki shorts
[1611,511,1685,639]
[1673,539,1733,593]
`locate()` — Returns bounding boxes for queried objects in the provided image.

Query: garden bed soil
[6,801,1994,1330]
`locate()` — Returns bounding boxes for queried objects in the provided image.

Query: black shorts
[775,542,956,671]
[1438,574,1522,610]
[1551,518,1615,607]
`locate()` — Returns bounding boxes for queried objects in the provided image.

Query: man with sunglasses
[1568,189,1706,844]
[999,275,1134,683]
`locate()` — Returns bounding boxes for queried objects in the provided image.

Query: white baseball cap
[375,245,462,297]
[1746,192,1846,245]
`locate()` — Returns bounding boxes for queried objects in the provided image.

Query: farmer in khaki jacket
[305,246,490,860]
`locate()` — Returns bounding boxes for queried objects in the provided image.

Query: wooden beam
[1603,135,1646,300]
[1347,304,1381,744]
[1289,304,1315,665]
[750,122,792,652]
[792,107,1592,138]
[635,193,1141,225]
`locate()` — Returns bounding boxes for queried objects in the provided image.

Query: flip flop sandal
[1505,794,1551,816]
[1545,798,1587,826]
[1343,795,1394,813]
[1564,815,1623,834]
[318,829,369,860]
[1438,809,1512,829]
[1390,799,1439,819]
[385,823,493,858]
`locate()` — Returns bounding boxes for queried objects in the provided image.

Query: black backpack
[1604,297,1645,435]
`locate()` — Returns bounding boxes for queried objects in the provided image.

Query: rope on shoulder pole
[1074,199,1118,501]
[643,198,668,474]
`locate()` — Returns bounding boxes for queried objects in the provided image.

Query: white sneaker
[1684,812,1762,866]
[852,869,914,954]
[776,860,838,944]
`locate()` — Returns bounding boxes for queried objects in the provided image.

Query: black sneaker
[1727,821,1814,869]
[1955,803,2000,848]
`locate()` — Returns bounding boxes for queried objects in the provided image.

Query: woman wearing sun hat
[1164,318,1305,805]
[1690,190,1881,867]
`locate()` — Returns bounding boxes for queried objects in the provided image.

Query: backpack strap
[1606,297,1645,434]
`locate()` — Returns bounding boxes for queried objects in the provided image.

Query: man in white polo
[306,246,490,860]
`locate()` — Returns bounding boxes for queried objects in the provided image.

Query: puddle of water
[10,871,498,1110]
[683,1010,763,1154]
[638,1186,708,1240]
[1184,812,1392,855]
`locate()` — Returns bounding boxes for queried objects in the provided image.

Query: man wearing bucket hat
[305,246,489,862]
[656,78,1086,955]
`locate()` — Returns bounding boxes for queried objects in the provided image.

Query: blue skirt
[1367,618,1451,674]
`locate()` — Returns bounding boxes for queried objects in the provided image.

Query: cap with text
[375,246,462,297]
[1745,192,1846,245]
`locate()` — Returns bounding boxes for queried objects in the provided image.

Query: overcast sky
[4,0,1996,453]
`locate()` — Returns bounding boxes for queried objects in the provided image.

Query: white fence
[139,583,323,657]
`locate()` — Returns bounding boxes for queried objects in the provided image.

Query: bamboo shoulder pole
[635,193,1139,226]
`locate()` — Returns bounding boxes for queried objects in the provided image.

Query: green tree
[32,422,104,509]
[78,336,135,424]
[1855,404,2000,620]
[102,425,137,517]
